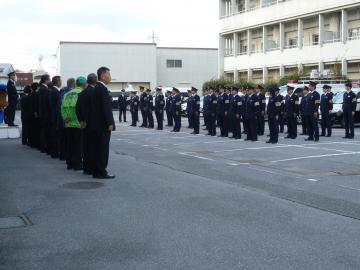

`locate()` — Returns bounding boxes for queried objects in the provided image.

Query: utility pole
[148,31,159,44]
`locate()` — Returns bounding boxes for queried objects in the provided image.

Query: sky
[0,0,219,75]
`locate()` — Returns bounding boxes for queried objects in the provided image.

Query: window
[312,34,319,45]
[167,59,182,68]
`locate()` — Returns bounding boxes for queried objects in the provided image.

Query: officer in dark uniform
[28,82,40,149]
[191,87,200,134]
[227,87,234,133]
[48,76,62,158]
[242,86,249,134]
[266,86,281,144]
[207,87,217,136]
[300,86,309,135]
[139,86,148,127]
[155,87,165,130]
[305,81,320,141]
[256,84,266,136]
[118,89,127,122]
[203,88,209,131]
[4,71,18,126]
[284,85,299,139]
[230,87,242,139]
[343,82,357,139]
[320,85,333,137]
[129,91,139,127]
[186,89,193,128]
[171,88,182,132]
[217,86,230,137]
[245,86,260,141]
[277,91,285,133]
[165,91,173,127]
[146,88,154,128]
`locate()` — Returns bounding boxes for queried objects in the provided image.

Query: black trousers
[173,112,181,131]
[4,104,16,125]
[48,121,59,158]
[58,128,67,160]
[119,108,126,122]
[246,118,258,141]
[301,114,308,135]
[242,114,248,134]
[257,114,265,135]
[286,115,297,138]
[218,114,229,136]
[344,110,355,138]
[187,113,193,128]
[82,128,93,174]
[155,110,164,130]
[232,116,241,138]
[147,110,154,128]
[306,114,319,140]
[91,130,110,177]
[192,113,200,133]
[21,120,30,145]
[166,110,173,126]
[39,119,49,153]
[66,128,83,169]
[268,116,279,143]
[141,109,148,127]
[131,111,137,126]
[321,111,332,136]
[278,114,284,133]
[207,113,216,135]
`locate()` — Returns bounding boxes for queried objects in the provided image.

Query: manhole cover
[63,181,104,190]
[0,214,32,230]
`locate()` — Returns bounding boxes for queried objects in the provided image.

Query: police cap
[345,82,352,88]
[309,81,317,87]
[7,71,16,77]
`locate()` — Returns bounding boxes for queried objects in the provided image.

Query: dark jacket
[90,82,115,131]
[7,79,18,106]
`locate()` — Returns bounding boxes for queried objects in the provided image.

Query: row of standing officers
[119,82,357,144]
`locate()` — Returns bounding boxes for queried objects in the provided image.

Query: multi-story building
[219,0,360,83]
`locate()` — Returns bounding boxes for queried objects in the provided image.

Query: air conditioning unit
[322,69,332,79]
[310,69,319,79]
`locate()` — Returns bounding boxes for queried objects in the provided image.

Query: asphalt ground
[1,111,360,270]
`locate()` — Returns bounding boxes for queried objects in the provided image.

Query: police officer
[343,82,357,139]
[191,87,200,134]
[20,85,31,145]
[245,86,260,141]
[320,85,333,137]
[38,74,51,153]
[256,84,266,136]
[146,88,154,128]
[305,81,320,142]
[277,91,285,133]
[300,86,309,135]
[186,89,193,128]
[118,89,127,122]
[165,91,173,127]
[207,87,218,136]
[284,85,299,139]
[203,88,209,131]
[4,71,18,126]
[217,86,230,137]
[129,91,139,127]
[230,87,242,139]
[266,86,281,144]
[242,86,249,135]
[48,76,62,158]
[155,87,165,130]
[171,87,182,132]
[139,86,148,127]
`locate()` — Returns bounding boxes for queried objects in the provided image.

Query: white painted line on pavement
[179,152,215,161]
[307,179,319,182]
[271,152,360,163]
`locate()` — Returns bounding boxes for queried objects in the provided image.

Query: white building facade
[219,0,360,83]
[57,42,218,92]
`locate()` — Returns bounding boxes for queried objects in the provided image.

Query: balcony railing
[284,44,298,49]
[348,35,360,41]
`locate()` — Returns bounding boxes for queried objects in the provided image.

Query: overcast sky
[0,0,218,74]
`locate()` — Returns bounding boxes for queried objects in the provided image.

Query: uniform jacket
[257,92,266,112]
[285,93,299,117]
[38,84,50,121]
[118,95,127,110]
[7,79,18,106]
[48,86,60,124]
[76,85,94,126]
[217,93,230,115]
[245,94,260,119]
[140,92,147,110]
[155,94,165,112]
[130,96,139,112]
[267,95,281,118]
[342,90,357,112]
[305,90,320,115]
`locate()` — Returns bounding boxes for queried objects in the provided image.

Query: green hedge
[202,78,279,93]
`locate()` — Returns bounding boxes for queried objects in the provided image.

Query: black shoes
[93,174,115,179]
[305,138,314,141]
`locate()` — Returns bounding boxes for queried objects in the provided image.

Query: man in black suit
[118,89,127,122]
[48,76,61,158]
[90,67,115,179]
[4,71,18,126]
[76,73,97,175]
[38,74,51,153]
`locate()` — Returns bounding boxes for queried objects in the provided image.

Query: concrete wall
[58,42,157,90]
[156,47,218,91]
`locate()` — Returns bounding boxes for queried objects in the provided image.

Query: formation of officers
[19,67,116,179]
[117,81,357,144]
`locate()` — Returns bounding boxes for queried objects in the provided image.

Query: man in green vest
[61,76,88,170]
